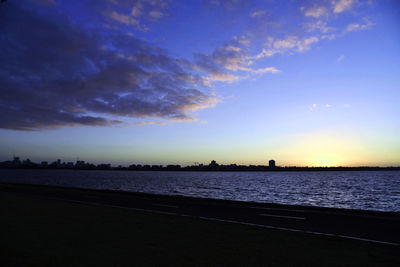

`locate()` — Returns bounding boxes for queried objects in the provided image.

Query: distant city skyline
[0,0,399,167]
[2,156,399,170]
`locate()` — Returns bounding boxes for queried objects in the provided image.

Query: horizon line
[1,157,400,169]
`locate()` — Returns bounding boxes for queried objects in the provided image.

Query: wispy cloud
[306,20,335,33]
[257,1,373,62]
[309,103,333,110]
[302,1,357,18]
[193,40,280,86]
[105,0,168,31]
[250,10,266,18]
[233,35,251,46]
[131,0,167,20]
[256,36,319,59]
[303,6,329,18]
[109,11,140,26]
[250,67,280,74]
[149,10,163,19]
[309,104,318,111]
[332,0,356,14]
[134,121,167,126]
[345,18,375,32]
[337,55,345,62]
[207,73,241,83]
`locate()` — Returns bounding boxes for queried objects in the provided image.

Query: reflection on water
[0,169,399,212]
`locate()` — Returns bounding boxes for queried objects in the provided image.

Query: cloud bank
[0,1,217,130]
[0,0,374,131]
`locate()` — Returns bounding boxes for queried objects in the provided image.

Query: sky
[0,0,399,167]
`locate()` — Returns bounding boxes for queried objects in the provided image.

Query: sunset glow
[311,156,340,167]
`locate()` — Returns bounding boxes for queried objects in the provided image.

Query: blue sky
[0,0,399,166]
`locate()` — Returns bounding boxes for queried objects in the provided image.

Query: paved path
[1,183,399,246]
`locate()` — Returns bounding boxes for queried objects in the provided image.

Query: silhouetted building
[54,159,61,167]
[66,162,74,168]
[209,160,218,167]
[75,160,86,168]
[12,156,21,166]
[143,165,151,170]
[98,163,111,169]
[269,160,276,168]
[166,164,181,170]
[0,156,399,171]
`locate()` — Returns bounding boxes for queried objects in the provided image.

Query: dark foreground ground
[0,183,399,266]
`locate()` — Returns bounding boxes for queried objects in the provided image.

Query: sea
[0,169,399,212]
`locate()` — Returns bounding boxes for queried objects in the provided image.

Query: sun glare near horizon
[276,132,370,167]
[310,156,340,167]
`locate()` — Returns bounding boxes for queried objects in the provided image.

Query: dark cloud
[0,1,215,131]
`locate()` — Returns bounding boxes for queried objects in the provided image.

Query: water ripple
[0,169,399,212]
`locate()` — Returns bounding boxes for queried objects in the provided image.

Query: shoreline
[1,182,399,246]
[2,189,399,266]
[1,181,399,216]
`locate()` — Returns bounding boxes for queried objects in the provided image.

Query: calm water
[0,169,399,212]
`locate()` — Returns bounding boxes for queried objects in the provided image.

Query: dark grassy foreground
[0,194,398,267]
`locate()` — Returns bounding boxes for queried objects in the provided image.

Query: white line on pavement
[42,196,400,246]
[153,204,179,208]
[259,213,306,220]
[247,206,307,212]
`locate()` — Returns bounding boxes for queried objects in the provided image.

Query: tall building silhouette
[269,160,276,168]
